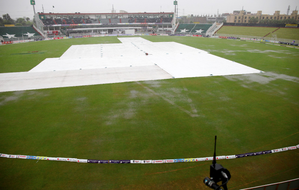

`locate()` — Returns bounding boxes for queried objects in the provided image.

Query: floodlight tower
[30,0,37,27]
[31,0,36,15]
[171,0,178,34]
[287,5,290,15]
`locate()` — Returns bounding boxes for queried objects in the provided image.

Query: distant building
[226,10,299,23]
[206,16,225,23]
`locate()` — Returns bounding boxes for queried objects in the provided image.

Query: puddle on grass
[103,81,203,125]
[11,51,46,55]
[229,44,248,47]
[0,91,25,106]
[0,91,49,106]
[206,49,296,56]
[225,72,299,85]
[267,55,288,59]
[104,100,138,126]
[246,49,293,54]
[225,72,299,105]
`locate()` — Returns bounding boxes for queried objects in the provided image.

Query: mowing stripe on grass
[136,81,199,117]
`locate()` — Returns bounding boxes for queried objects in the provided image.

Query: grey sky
[1,0,298,19]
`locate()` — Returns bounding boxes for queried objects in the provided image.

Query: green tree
[2,13,14,24]
[26,20,33,26]
[16,18,26,26]
[0,17,3,26]
[249,17,258,24]
[285,18,298,24]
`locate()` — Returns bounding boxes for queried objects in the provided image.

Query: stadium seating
[100,19,110,24]
[121,18,130,23]
[136,17,143,23]
[39,14,173,26]
[175,23,212,34]
[85,19,92,24]
[0,26,42,40]
[43,18,55,25]
[64,19,72,24]
[73,18,83,24]
[163,17,173,22]
[111,18,119,24]
[54,19,62,24]
[191,24,212,33]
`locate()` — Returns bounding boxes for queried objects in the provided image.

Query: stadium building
[34,12,175,37]
[226,10,299,24]
[0,0,222,42]
[31,11,220,38]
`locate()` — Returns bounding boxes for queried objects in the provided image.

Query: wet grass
[216,26,299,40]
[216,26,277,37]
[274,28,299,41]
[0,36,299,189]
[0,37,121,73]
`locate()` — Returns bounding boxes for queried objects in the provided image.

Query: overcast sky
[1,0,298,19]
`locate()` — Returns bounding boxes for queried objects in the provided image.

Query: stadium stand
[121,18,129,23]
[175,23,212,35]
[0,26,42,41]
[73,18,83,24]
[44,18,55,25]
[35,12,174,36]
[206,22,223,36]
[54,18,62,24]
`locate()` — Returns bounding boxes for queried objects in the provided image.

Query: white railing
[189,24,197,34]
[33,14,47,38]
[32,25,46,38]
[241,178,299,190]
[206,22,217,36]
[206,22,223,36]
[214,23,224,34]
[171,21,180,34]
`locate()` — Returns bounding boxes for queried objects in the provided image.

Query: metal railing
[241,178,299,190]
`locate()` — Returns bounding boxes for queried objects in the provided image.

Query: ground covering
[0,36,298,190]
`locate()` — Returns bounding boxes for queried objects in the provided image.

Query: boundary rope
[1,144,298,164]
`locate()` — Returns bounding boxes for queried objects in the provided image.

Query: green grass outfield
[217,26,299,40]
[0,36,299,190]
[273,28,299,41]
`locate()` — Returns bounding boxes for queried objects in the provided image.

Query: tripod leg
[222,183,228,190]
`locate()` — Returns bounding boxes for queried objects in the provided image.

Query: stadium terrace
[36,12,175,36]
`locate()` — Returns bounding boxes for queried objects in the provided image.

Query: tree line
[0,14,33,26]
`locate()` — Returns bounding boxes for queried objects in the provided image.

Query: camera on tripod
[203,136,231,190]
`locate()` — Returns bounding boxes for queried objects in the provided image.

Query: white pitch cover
[0,37,261,93]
